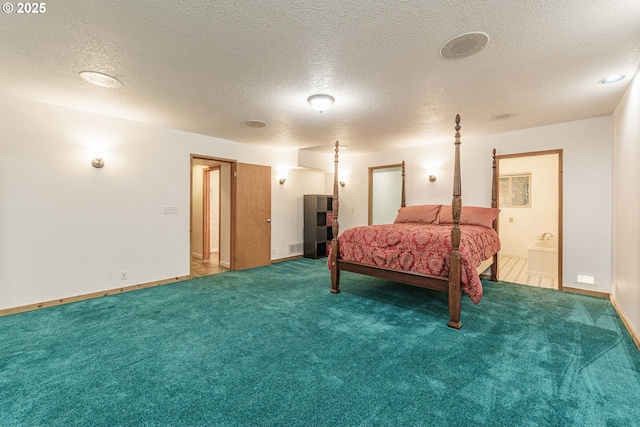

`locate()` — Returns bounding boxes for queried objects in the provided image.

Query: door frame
[202,166,221,261]
[496,149,563,290]
[191,155,237,274]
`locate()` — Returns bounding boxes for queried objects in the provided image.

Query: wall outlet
[120,270,128,280]
[163,206,179,214]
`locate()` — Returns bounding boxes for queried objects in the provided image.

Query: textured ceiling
[0,1,639,154]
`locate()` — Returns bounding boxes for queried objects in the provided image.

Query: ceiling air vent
[440,32,489,59]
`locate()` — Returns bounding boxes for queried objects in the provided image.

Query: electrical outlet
[163,206,178,214]
[120,270,128,280]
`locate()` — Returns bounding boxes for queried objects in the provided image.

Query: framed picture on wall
[499,174,531,208]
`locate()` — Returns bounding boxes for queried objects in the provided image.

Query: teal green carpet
[1,258,639,426]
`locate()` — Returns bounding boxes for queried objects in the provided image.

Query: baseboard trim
[610,295,640,351]
[272,255,303,263]
[0,275,190,318]
[563,286,609,299]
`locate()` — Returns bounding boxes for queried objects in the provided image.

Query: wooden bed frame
[329,115,499,329]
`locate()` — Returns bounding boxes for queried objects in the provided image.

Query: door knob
[266,219,271,223]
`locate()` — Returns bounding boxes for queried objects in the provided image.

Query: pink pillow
[394,205,441,224]
[437,205,500,228]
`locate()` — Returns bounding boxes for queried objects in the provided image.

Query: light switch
[164,206,178,214]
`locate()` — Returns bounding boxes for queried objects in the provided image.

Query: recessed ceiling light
[440,32,489,59]
[599,75,625,84]
[489,113,518,121]
[244,120,267,128]
[79,71,123,88]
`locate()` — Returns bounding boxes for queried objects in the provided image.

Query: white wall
[271,168,328,258]
[612,71,640,337]
[333,116,613,294]
[0,94,326,310]
[0,92,623,312]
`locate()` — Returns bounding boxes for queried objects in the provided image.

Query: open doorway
[190,155,272,277]
[191,157,232,278]
[496,150,563,290]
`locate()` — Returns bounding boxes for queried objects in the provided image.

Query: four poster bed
[328,115,500,329]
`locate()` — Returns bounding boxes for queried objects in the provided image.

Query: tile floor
[498,254,558,289]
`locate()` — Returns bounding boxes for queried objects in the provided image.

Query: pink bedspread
[329,223,501,303]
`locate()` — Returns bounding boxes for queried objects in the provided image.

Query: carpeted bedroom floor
[1,257,639,426]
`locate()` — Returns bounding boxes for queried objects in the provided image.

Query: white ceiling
[1,1,638,155]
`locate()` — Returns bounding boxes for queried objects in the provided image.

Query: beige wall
[612,71,640,337]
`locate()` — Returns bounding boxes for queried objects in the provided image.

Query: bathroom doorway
[496,150,563,290]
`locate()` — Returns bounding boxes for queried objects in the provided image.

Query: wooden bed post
[401,161,406,208]
[490,148,499,282]
[448,115,463,330]
[330,141,341,294]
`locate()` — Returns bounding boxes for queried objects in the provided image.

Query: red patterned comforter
[329,223,500,303]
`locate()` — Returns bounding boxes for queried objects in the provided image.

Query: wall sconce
[339,181,346,187]
[428,175,436,182]
[92,158,104,168]
[277,169,288,185]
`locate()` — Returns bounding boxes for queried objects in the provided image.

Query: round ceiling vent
[440,32,489,59]
[244,120,267,128]
[489,112,518,121]
[79,71,122,88]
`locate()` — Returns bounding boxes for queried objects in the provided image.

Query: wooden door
[234,163,271,270]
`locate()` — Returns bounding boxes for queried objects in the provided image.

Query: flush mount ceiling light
[307,94,335,112]
[440,32,489,59]
[599,74,625,84]
[79,71,123,88]
[244,119,267,128]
